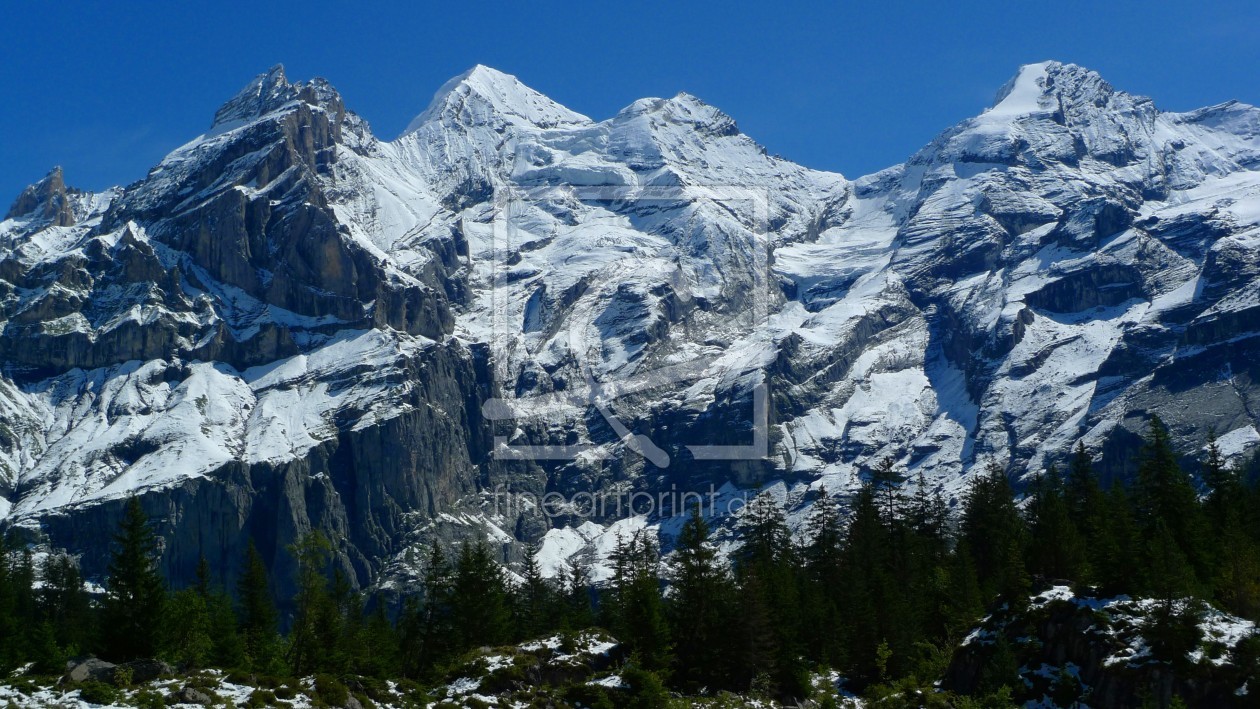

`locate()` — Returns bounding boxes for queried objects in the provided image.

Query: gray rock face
[0,60,1258,592]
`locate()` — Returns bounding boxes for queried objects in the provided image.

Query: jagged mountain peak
[211,64,293,127]
[210,63,345,130]
[403,64,590,134]
[987,61,1147,120]
[4,165,77,226]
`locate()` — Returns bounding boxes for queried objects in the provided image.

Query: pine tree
[1134,416,1209,588]
[102,497,167,660]
[607,531,672,673]
[869,457,908,525]
[38,553,91,658]
[400,543,454,680]
[907,473,949,558]
[1025,466,1087,582]
[287,531,333,675]
[959,461,1028,602]
[560,556,595,632]
[668,505,734,691]
[1094,482,1142,596]
[237,540,280,672]
[513,542,554,641]
[837,485,888,685]
[801,490,845,665]
[162,588,213,668]
[1203,428,1243,534]
[1065,441,1107,584]
[450,538,511,651]
[734,492,806,696]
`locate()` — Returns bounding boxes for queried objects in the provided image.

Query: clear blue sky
[3,1,1258,202]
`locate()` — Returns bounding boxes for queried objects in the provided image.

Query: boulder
[63,657,117,684]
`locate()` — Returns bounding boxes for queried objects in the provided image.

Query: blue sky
[2,1,1258,202]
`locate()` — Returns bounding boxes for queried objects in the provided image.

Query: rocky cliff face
[0,61,1257,593]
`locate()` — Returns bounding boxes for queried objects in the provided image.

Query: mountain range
[0,60,1257,593]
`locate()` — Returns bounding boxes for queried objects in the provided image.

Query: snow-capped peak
[211,64,296,128]
[986,61,1057,118]
[402,64,591,134]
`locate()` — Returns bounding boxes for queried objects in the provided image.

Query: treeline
[1,416,1258,703]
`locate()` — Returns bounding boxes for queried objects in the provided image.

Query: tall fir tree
[869,457,908,525]
[102,497,167,661]
[668,505,734,691]
[959,461,1028,602]
[287,531,333,675]
[401,543,454,680]
[607,531,672,673]
[1024,466,1087,582]
[450,539,512,651]
[513,541,555,641]
[1135,417,1208,591]
[237,540,280,672]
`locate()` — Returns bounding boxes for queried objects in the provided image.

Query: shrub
[246,688,277,708]
[78,681,119,705]
[314,674,349,707]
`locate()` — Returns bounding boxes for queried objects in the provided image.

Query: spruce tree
[450,538,511,651]
[513,541,554,641]
[237,540,280,672]
[560,556,595,632]
[959,461,1027,602]
[162,588,213,668]
[668,505,734,691]
[102,497,167,660]
[869,457,908,525]
[607,531,672,672]
[287,531,333,675]
[802,490,845,666]
[401,543,454,680]
[1025,466,1086,582]
[734,492,806,696]
[1134,416,1208,586]
[1065,441,1107,584]
[38,553,91,658]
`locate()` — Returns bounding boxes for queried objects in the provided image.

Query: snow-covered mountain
[0,61,1257,590]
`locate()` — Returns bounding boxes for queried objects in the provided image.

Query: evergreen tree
[668,505,734,691]
[102,497,167,660]
[38,553,91,658]
[1203,428,1243,535]
[801,490,845,666]
[1065,441,1107,584]
[907,473,949,559]
[869,457,908,525]
[837,485,896,685]
[1134,416,1208,588]
[607,531,672,672]
[450,538,512,651]
[361,600,401,678]
[513,542,554,641]
[237,540,280,672]
[162,588,213,668]
[560,556,595,632]
[959,461,1028,602]
[1024,466,1086,582]
[401,543,454,680]
[287,531,333,675]
[1094,482,1142,596]
[734,492,806,697]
